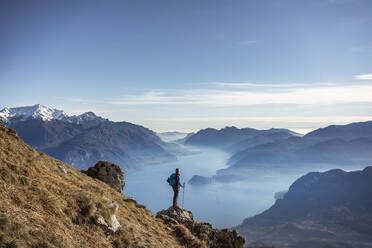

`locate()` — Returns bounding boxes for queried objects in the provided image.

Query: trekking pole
[182,182,186,208]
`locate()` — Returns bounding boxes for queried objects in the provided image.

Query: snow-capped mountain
[67,111,108,126]
[0,104,68,123]
[0,104,107,125]
[0,104,182,171]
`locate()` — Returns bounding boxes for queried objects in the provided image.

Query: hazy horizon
[2,103,372,135]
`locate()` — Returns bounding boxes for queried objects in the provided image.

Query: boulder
[58,165,68,174]
[156,207,245,248]
[82,161,125,193]
[95,198,121,234]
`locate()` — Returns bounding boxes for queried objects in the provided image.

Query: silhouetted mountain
[42,121,177,170]
[226,132,296,154]
[228,121,372,170]
[1,105,181,171]
[185,126,257,148]
[304,121,372,141]
[184,126,299,150]
[236,167,372,248]
[189,121,372,184]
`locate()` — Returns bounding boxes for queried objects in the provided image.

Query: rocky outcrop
[156,207,195,225]
[156,207,245,248]
[82,161,125,193]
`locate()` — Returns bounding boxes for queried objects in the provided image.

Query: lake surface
[124,146,365,228]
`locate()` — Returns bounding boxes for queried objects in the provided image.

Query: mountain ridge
[184,126,300,151]
[0,105,183,171]
[188,120,372,185]
[0,104,108,126]
[236,166,372,248]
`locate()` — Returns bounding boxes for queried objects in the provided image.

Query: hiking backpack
[167,173,177,186]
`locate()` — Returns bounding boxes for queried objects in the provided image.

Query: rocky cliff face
[156,207,245,248]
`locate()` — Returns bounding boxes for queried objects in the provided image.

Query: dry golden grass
[172,225,207,248]
[0,126,183,248]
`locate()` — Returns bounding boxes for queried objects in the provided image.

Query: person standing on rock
[167,168,184,209]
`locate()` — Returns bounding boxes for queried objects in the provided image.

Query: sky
[1,0,372,133]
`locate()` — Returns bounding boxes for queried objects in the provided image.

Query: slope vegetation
[0,123,182,248]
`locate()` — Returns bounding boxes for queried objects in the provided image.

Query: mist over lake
[124,146,367,228]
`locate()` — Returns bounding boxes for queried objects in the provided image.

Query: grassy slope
[0,125,182,248]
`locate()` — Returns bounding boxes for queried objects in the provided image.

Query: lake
[124,146,365,228]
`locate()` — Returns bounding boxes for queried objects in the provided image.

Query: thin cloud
[209,82,339,89]
[107,84,372,106]
[354,73,372,80]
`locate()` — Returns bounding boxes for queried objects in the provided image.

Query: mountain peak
[0,104,108,125]
[0,104,68,122]
[222,126,238,130]
[69,111,108,125]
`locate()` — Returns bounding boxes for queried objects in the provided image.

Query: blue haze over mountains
[2,104,372,247]
[185,122,372,184]
[2,104,372,179]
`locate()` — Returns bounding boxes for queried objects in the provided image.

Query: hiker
[167,168,184,209]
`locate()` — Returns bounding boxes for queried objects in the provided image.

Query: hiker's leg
[172,186,176,206]
[175,187,179,205]
[173,186,179,206]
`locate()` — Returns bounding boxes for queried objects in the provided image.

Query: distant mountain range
[0,104,186,171]
[0,104,108,126]
[228,121,372,168]
[186,121,372,184]
[184,126,301,151]
[236,166,372,248]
